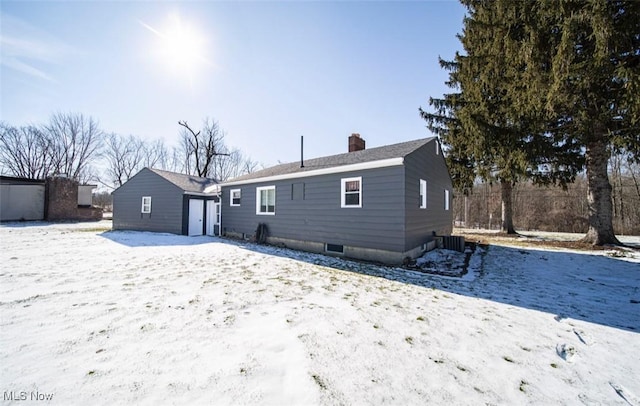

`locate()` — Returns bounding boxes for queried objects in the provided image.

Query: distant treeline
[454,167,640,235]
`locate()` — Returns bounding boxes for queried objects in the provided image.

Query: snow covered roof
[223,137,436,186]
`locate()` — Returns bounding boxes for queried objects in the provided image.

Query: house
[0,175,101,222]
[112,168,220,236]
[220,134,453,264]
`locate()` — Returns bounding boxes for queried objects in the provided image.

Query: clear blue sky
[1,1,466,168]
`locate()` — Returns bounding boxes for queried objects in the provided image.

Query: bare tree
[0,122,55,179]
[46,112,104,181]
[100,134,176,188]
[143,139,170,170]
[243,157,260,175]
[610,151,640,234]
[628,160,640,202]
[178,118,228,178]
[165,145,185,174]
[455,169,640,235]
[93,190,113,211]
[177,118,229,178]
[102,133,145,187]
[210,149,262,182]
[176,117,260,181]
[212,148,242,181]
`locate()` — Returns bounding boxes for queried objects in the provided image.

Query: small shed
[112,168,220,236]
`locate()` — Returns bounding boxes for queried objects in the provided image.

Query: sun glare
[140,14,210,83]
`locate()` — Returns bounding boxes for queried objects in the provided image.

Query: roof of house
[148,168,218,193]
[0,175,46,185]
[0,175,94,186]
[224,137,436,185]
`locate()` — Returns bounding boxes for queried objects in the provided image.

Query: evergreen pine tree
[523,0,640,245]
[421,0,582,234]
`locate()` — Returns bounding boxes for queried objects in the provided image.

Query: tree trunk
[500,180,516,234]
[630,165,640,201]
[581,137,620,245]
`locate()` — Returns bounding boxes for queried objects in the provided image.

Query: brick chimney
[348,133,366,152]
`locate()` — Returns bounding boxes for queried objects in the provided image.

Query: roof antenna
[300,135,304,168]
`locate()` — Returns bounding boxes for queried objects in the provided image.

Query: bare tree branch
[143,139,169,169]
[0,122,55,179]
[102,133,146,187]
[45,112,104,181]
[174,117,262,181]
[178,118,229,178]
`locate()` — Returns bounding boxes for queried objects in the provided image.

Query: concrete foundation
[264,236,427,265]
[222,230,435,265]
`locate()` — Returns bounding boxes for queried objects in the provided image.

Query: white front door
[206,200,220,236]
[188,199,204,236]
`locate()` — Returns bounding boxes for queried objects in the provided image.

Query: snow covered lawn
[1,222,639,405]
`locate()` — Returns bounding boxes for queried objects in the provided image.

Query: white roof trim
[179,185,220,196]
[221,157,404,187]
[203,184,221,194]
[183,191,219,197]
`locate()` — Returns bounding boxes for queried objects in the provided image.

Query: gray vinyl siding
[403,140,454,250]
[113,168,185,234]
[222,166,406,252]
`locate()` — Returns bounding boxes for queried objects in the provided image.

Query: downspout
[217,189,222,237]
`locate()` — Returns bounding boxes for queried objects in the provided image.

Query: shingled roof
[149,168,218,193]
[225,137,436,184]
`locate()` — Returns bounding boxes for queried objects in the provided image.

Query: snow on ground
[1,221,639,405]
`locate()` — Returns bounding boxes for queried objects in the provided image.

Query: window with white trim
[230,189,241,206]
[445,189,450,211]
[341,177,362,208]
[420,179,427,209]
[256,186,276,215]
[141,196,152,213]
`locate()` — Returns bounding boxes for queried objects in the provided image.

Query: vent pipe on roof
[300,135,304,168]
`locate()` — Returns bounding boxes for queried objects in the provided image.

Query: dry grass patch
[456,231,613,252]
